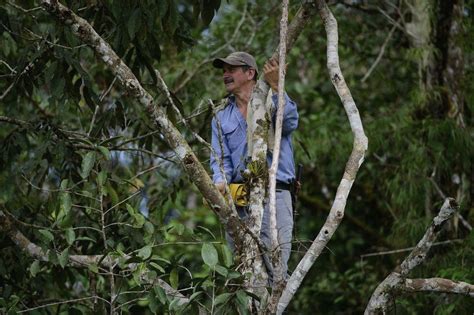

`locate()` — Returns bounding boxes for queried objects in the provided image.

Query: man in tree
[210,51,299,279]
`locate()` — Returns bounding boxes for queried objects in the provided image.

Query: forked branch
[364,198,469,314]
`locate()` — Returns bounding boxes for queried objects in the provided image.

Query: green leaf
[97,171,108,187]
[126,203,136,216]
[76,236,96,243]
[201,243,218,267]
[165,0,179,34]
[60,192,72,215]
[127,203,146,228]
[48,251,59,265]
[172,223,184,235]
[65,228,75,245]
[149,262,165,273]
[106,184,119,205]
[51,77,66,98]
[137,245,152,260]
[168,297,181,311]
[215,265,228,277]
[154,286,167,304]
[128,9,142,39]
[220,244,233,268]
[169,268,179,289]
[197,225,216,239]
[214,292,232,306]
[148,291,159,313]
[60,179,69,190]
[227,271,241,279]
[133,213,145,228]
[189,291,203,302]
[30,260,40,277]
[235,290,250,315]
[38,229,54,243]
[88,263,99,274]
[80,152,96,179]
[58,248,69,268]
[97,146,111,160]
[144,221,154,235]
[151,256,170,265]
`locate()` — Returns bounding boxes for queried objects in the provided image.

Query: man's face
[222,64,254,94]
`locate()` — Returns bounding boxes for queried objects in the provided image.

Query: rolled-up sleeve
[210,117,233,183]
[271,93,298,135]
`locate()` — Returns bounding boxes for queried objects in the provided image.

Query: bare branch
[0,59,17,73]
[401,278,474,297]
[361,23,397,82]
[17,296,110,313]
[267,0,290,311]
[6,2,42,13]
[360,239,464,258]
[365,198,459,314]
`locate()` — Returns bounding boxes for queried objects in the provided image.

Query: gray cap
[213,51,258,75]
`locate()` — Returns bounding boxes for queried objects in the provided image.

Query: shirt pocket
[222,121,244,152]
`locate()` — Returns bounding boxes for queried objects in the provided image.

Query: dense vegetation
[1,0,472,313]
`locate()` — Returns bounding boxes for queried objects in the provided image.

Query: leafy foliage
[0,0,473,314]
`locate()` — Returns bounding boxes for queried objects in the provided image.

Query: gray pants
[227,189,294,282]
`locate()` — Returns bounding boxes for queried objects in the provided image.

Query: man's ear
[248,68,256,80]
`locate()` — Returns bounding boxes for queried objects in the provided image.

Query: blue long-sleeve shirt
[210,93,298,184]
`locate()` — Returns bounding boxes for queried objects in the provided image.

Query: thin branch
[0,80,16,101]
[104,189,142,215]
[7,2,42,13]
[17,296,110,313]
[25,28,87,50]
[429,175,472,231]
[401,277,474,297]
[360,239,464,258]
[87,105,100,136]
[377,6,406,34]
[361,23,397,82]
[267,0,289,311]
[99,76,117,102]
[0,59,17,73]
[0,115,31,127]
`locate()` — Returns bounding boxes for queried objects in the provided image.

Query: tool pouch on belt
[229,183,248,207]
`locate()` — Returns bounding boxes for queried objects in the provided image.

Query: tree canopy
[0,0,473,314]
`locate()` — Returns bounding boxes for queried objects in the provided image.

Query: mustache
[224,77,234,84]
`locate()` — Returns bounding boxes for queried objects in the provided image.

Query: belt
[276,182,291,191]
[231,182,292,191]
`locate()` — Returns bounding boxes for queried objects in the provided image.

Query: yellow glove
[229,183,248,207]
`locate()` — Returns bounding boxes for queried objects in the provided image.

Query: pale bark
[365,198,460,314]
[402,278,474,297]
[269,0,289,284]
[266,0,290,313]
[442,0,465,127]
[405,0,433,89]
[277,1,368,313]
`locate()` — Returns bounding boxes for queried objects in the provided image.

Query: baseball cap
[213,51,259,75]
